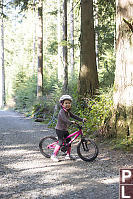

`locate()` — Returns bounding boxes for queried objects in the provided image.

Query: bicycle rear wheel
[39,136,57,158]
[77,138,98,162]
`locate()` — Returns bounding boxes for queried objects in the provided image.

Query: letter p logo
[122,170,132,183]
[120,168,133,199]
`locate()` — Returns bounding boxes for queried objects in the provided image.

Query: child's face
[63,100,72,110]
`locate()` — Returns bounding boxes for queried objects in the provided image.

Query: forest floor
[0,110,133,199]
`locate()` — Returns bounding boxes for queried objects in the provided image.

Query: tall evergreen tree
[37,0,43,98]
[70,0,74,76]
[62,0,68,93]
[113,0,133,137]
[57,0,63,81]
[32,0,36,74]
[78,0,98,96]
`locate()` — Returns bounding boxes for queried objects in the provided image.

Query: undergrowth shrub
[109,136,133,151]
[13,70,114,140]
[76,89,113,136]
[31,72,62,121]
[13,70,62,117]
[13,72,36,111]
[98,49,115,88]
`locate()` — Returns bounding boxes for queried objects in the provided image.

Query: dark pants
[56,129,71,147]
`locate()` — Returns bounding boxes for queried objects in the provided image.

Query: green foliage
[31,98,57,122]
[43,71,62,96]
[108,136,133,151]
[47,41,58,54]
[13,71,36,110]
[11,0,32,12]
[13,69,62,113]
[76,89,113,135]
[68,74,79,100]
[95,0,115,89]
[98,49,115,88]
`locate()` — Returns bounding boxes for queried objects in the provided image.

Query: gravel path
[0,110,133,199]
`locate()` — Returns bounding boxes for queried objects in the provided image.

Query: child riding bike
[51,95,87,162]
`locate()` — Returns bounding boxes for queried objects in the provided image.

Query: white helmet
[59,95,72,103]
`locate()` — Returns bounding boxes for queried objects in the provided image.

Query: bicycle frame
[47,128,83,149]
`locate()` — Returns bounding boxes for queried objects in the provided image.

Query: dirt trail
[0,110,133,199]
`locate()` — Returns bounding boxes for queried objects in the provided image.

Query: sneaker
[51,154,59,162]
[65,154,76,160]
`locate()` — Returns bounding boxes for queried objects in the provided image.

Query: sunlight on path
[0,110,133,199]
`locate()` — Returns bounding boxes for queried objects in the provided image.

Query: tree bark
[78,0,98,97]
[93,0,99,68]
[70,0,74,76]
[57,0,63,81]
[113,0,133,137]
[32,0,36,74]
[62,0,68,93]
[37,0,43,99]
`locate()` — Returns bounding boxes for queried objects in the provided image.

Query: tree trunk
[0,0,6,108]
[113,0,133,137]
[57,0,63,81]
[78,0,98,96]
[37,0,43,99]
[62,0,68,93]
[70,0,74,76]
[32,0,36,74]
[94,0,99,68]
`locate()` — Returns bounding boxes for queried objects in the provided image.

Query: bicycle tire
[77,138,99,162]
[39,136,57,158]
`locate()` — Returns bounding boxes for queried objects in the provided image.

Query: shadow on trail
[1,135,120,199]
[0,110,133,199]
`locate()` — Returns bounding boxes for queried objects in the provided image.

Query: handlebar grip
[71,122,83,129]
[75,122,82,129]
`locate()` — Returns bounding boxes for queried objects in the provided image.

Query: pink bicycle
[39,123,99,162]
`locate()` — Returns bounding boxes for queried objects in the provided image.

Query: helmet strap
[61,104,68,112]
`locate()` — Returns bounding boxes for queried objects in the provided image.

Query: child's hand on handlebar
[71,121,76,124]
[83,118,87,122]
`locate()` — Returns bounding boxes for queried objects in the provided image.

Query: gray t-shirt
[56,109,83,131]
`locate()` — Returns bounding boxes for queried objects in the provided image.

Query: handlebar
[72,121,85,130]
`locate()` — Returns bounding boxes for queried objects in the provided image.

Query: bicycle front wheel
[39,136,57,158]
[77,138,99,162]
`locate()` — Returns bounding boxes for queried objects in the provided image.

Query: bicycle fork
[81,138,89,152]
